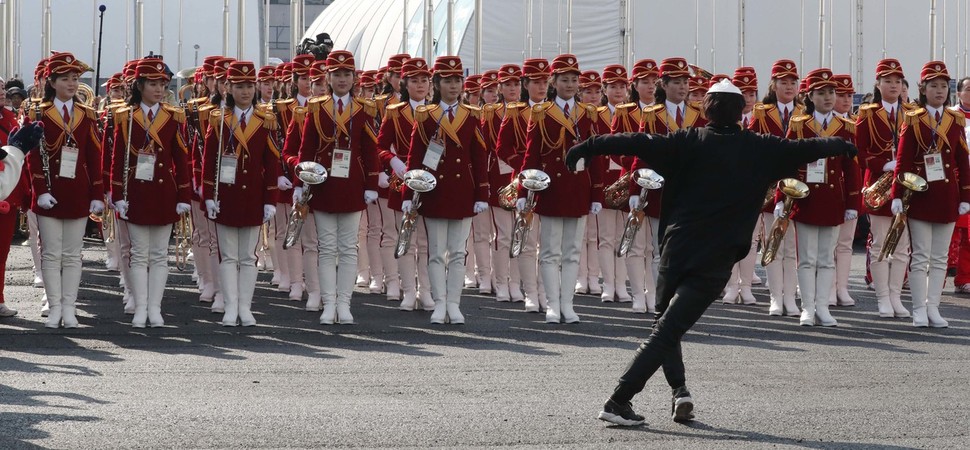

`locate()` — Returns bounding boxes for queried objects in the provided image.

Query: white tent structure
[305,0,968,97]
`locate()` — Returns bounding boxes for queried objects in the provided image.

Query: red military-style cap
[290,54,315,77]
[257,65,276,82]
[551,54,581,75]
[771,59,799,80]
[212,57,236,80]
[326,50,355,72]
[659,57,690,78]
[309,60,328,81]
[133,58,171,81]
[402,57,431,78]
[689,76,709,93]
[202,55,223,76]
[480,70,500,90]
[278,62,293,83]
[359,70,378,87]
[803,68,837,92]
[122,59,140,82]
[34,58,49,81]
[602,64,628,84]
[920,60,950,82]
[832,74,854,94]
[875,58,904,78]
[226,60,256,83]
[105,72,124,90]
[707,74,731,89]
[464,74,482,93]
[631,59,659,80]
[386,53,411,74]
[522,58,551,80]
[732,66,758,92]
[45,52,87,78]
[497,64,522,83]
[433,56,463,78]
[579,70,602,89]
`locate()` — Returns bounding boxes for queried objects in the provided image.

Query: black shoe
[671,386,695,423]
[598,399,646,426]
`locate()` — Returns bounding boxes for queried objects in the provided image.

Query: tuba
[174,212,194,271]
[879,172,928,261]
[395,170,438,258]
[283,162,329,249]
[761,179,810,266]
[604,171,634,209]
[616,169,665,257]
[862,171,894,210]
[497,178,519,211]
[510,169,551,258]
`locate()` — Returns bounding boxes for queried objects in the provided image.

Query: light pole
[194,44,200,67]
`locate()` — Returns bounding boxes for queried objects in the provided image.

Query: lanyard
[557,99,581,138]
[141,105,159,150]
[57,102,77,145]
[928,108,945,152]
[431,103,453,142]
[333,96,354,147]
[226,107,252,154]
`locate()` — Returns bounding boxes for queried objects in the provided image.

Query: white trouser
[578,214,600,288]
[467,210,493,287]
[624,212,652,308]
[377,199,401,297]
[596,209,629,298]
[194,202,222,299]
[907,219,955,311]
[794,222,838,309]
[357,207,369,279]
[726,220,760,292]
[272,202,290,284]
[300,211,321,297]
[425,217,472,306]
[515,213,543,304]
[104,214,121,269]
[276,202,304,295]
[216,224,260,325]
[539,215,586,314]
[868,214,909,301]
[831,218,857,301]
[393,210,431,300]
[490,206,519,297]
[38,216,86,315]
[365,199,385,287]
[763,212,798,308]
[314,211,362,307]
[126,222,173,324]
[27,210,43,280]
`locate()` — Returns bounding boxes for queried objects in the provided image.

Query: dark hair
[958,77,970,93]
[803,95,816,115]
[399,77,411,102]
[128,79,145,106]
[224,92,237,109]
[43,73,80,102]
[654,76,671,104]
[545,74,560,101]
[519,78,532,102]
[761,78,803,106]
[4,78,25,90]
[703,92,744,126]
[431,74,443,104]
[917,79,952,108]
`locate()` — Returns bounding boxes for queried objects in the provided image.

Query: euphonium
[510,169,551,258]
[604,171,634,209]
[395,170,438,259]
[879,172,928,262]
[283,162,328,249]
[18,210,29,234]
[174,212,194,271]
[388,171,404,191]
[616,169,665,257]
[761,178,810,266]
[862,171,894,210]
[497,178,519,211]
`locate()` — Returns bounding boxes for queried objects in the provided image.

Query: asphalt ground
[2,236,969,449]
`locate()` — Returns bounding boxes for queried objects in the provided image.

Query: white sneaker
[33,275,44,288]
[0,304,17,317]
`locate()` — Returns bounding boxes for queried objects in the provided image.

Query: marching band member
[857,58,913,318]
[111,59,193,328]
[482,65,522,303]
[99,73,126,274]
[829,74,860,306]
[577,70,606,299]
[784,68,861,327]
[750,59,803,316]
[517,54,604,324]
[112,60,140,315]
[687,76,708,103]
[356,69,384,296]
[202,60,280,327]
[721,67,761,305]
[256,65,279,282]
[891,61,970,328]
[404,55,489,324]
[497,58,550,312]
[611,58,659,313]
[952,76,970,293]
[359,71,378,99]
[27,59,49,309]
[462,73,493,294]
[296,50,379,324]
[26,52,105,328]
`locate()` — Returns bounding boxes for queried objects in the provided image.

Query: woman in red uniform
[26,52,105,328]
[517,54,603,324]
[202,60,281,327]
[784,68,861,326]
[111,59,193,328]
[296,50,379,324]
[404,56,489,324]
[829,73,860,307]
[577,70,605,300]
[892,61,970,327]
[462,73,492,293]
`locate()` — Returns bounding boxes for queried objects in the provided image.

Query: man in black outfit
[565,80,857,427]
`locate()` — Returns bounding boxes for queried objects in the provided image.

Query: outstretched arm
[763,134,857,180]
[566,132,681,174]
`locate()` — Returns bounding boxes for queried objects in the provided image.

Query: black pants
[611,257,733,404]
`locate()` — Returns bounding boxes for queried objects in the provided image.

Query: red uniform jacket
[202,108,281,227]
[481,102,515,207]
[609,102,645,213]
[187,97,215,198]
[110,104,193,225]
[405,103,489,220]
[891,107,970,224]
[278,100,308,176]
[24,100,104,219]
[0,107,16,145]
[595,105,625,211]
[376,101,419,212]
[297,95,380,214]
[783,114,862,227]
[518,101,604,218]
[855,102,914,217]
[749,102,806,214]
[495,102,531,179]
[632,101,707,218]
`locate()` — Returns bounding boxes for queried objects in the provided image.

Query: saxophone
[509,169,551,258]
[616,169,665,257]
[394,170,438,258]
[283,162,328,249]
[879,172,928,261]
[761,178,810,266]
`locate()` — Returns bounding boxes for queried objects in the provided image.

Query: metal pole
[628,0,634,65]
[237,0,245,59]
[693,0,699,64]
[556,0,562,54]
[818,0,824,68]
[424,0,433,59]
[882,0,887,58]
[160,0,165,57]
[223,0,230,56]
[526,0,533,58]
[447,0,454,55]
[94,4,106,97]
[91,0,97,69]
[856,0,864,92]
[263,0,269,64]
[738,0,745,66]
[710,0,715,70]
[566,0,572,53]
[13,0,20,78]
[931,0,937,60]
[943,0,948,67]
[799,0,805,71]
[0,0,6,77]
[134,0,144,58]
[828,0,834,68]
[538,0,543,57]
[178,0,184,70]
[42,0,51,57]
[475,0,482,72]
[125,0,130,60]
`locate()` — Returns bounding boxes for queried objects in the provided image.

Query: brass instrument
[879,172,928,262]
[174,212,194,271]
[510,169,551,258]
[395,170,438,258]
[604,171,634,209]
[213,107,226,208]
[35,102,52,192]
[497,178,519,211]
[388,172,404,191]
[76,83,96,107]
[259,223,271,252]
[283,162,328,249]
[862,171,894,210]
[616,169,665,257]
[18,211,29,234]
[761,186,776,210]
[761,179,810,266]
[121,108,135,206]
[88,206,115,244]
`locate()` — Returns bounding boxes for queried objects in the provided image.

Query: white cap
[707,79,742,96]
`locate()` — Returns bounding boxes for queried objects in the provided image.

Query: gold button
[946,164,951,168]
[158,163,163,167]
[242,185,247,189]
[557,173,562,177]
[829,184,834,188]
[829,170,835,174]
[945,179,950,183]
[456,158,461,163]
[158,179,163,184]
[243,170,248,174]
[556,157,561,161]
[456,174,461,178]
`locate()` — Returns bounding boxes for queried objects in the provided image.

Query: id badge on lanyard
[220,154,238,185]
[135,151,157,181]
[59,146,79,179]
[331,148,352,178]
[806,158,827,184]
[924,153,945,182]
[423,136,445,171]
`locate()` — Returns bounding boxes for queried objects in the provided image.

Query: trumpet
[761,178,810,266]
[174,212,194,271]
[616,169,665,257]
[510,169,551,258]
[862,171,894,210]
[879,172,928,262]
[283,162,329,249]
[604,171,634,209]
[395,170,438,259]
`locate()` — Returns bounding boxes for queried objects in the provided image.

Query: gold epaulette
[857,103,878,120]
[751,102,771,120]
[307,96,327,114]
[904,108,925,126]
[76,102,97,120]
[461,103,481,118]
[789,114,809,133]
[357,97,377,117]
[530,102,552,120]
[113,106,131,125]
[386,101,407,111]
[275,98,295,107]
[946,107,967,127]
[162,103,186,123]
[836,115,856,133]
[254,108,277,130]
[483,103,500,113]
[414,104,439,121]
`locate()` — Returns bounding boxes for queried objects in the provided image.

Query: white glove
[114,200,129,219]
[844,209,858,221]
[277,175,293,191]
[205,199,220,219]
[37,193,57,210]
[364,190,378,204]
[263,204,276,223]
[89,200,105,215]
[390,157,407,177]
[473,201,488,214]
[515,198,527,212]
[292,187,304,206]
[176,202,191,215]
[378,172,390,189]
[628,194,640,211]
[772,201,785,219]
[590,202,603,215]
[891,198,904,215]
[402,200,413,214]
[105,195,115,210]
[882,160,897,172]
[959,202,970,215]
